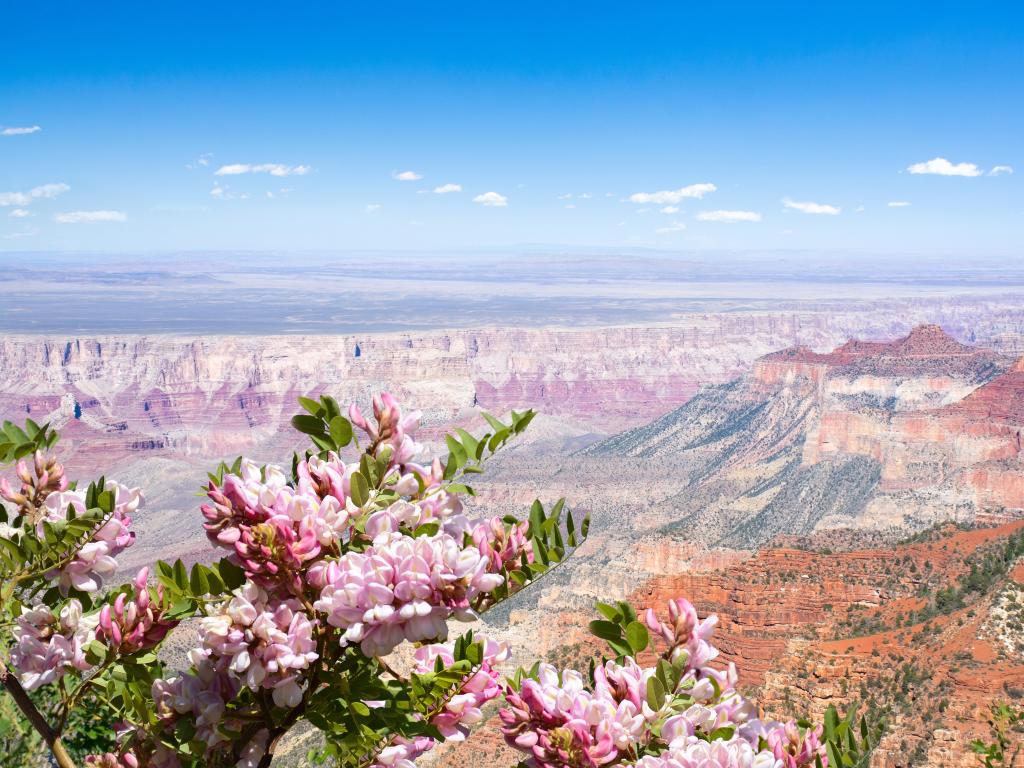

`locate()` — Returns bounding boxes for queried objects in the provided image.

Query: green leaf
[646,675,666,709]
[625,621,649,654]
[589,620,623,643]
[350,472,369,506]
[329,416,353,448]
[298,396,324,416]
[595,602,622,623]
[291,414,328,437]
[189,564,210,595]
[445,435,468,468]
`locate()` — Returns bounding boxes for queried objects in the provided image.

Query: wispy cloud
[0,183,71,207]
[8,209,32,218]
[54,210,127,223]
[433,183,462,194]
[186,152,214,170]
[989,165,1014,176]
[906,157,982,177]
[365,203,382,213]
[210,183,249,200]
[659,206,679,214]
[473,191,508,207]
[557,193,573,200]
[656,221,687,233]
[629,183,716,205]
[887,201,911,207]
[215,163,311,177]
[696,210,762,223]
[782,197,840,215]
[1,125,41,136]
[392,170,423,181]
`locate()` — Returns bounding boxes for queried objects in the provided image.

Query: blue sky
[1,2,1021,255]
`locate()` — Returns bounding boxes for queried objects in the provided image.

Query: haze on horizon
[2,3,1022,256]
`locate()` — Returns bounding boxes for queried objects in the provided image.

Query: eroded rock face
[576,325,1024,548]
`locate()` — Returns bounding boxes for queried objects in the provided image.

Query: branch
[0,657,77,768]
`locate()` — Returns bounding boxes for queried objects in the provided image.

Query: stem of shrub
[0,658,77,768]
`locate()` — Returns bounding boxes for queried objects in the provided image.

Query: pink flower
[644,598,719,672]
[10,600,94,690]
[635,739,783,768]
[314,530,504,657]
[472,516,534,574]
[1,450,68,517]
[349,391,423,466]
[152,652,240,749]
[203,459,357,589]
[199,582,318,708]
[766,721,827,768]
[414,637,510,740]
[499,664,627,767]
[96,568,178,653]
[40,482,139,594]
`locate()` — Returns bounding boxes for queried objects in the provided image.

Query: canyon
[3,302,1024,766]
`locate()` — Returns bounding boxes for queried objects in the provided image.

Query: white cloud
[365,203,382,213]
[557,193,573,200]
[0,182,71,207]
[433,183,462,194]
[906,157,982,177]
[473,191,508,207]
[209,183,250,201]
[855,205,865,212]
[782,197,840,215]
[989,165,1014,176]
[564,204,576,209]
[8,209,32,218]
[656,221,687,233]
[215,163,311,177]
[54,210,127,223]
[1,125,41,136]
[696,210,762,223]
[186,152,214,170]
[578,192,592,199]
[629,183,716,205]
[659,205,679,214]
[888,201,911,207]
[392,170,422,181]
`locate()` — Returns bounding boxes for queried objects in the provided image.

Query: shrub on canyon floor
[0,396,880,768]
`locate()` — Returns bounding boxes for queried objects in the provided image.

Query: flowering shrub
[0,397,881,768]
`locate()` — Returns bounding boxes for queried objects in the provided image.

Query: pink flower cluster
[152,653,239,751]
[313,529,505,657]
[41,482,140,593]
[644,597,720,672]
[85,733,183,768]
[350,391,423,466]
[10,599,93,691]
[500,661,650,766]
[201,459,347,590]
[767,721,826,768]
[0,450,68,518]
[500,598,827,768]
[369,637,510,768]
[84,742,180,768]
[96,567,178,654]
[199,581,319,708]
